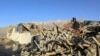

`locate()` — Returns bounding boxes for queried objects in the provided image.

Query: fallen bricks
[20,23,100,56]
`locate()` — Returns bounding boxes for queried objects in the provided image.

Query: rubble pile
[2,18,99,56]
[20,21,100,56]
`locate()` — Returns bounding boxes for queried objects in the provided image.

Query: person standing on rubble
[71,17,83,35]
[71,17,80,30]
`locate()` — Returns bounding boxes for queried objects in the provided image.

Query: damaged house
[7,23,40,44]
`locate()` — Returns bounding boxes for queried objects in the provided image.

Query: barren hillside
[0,27,7,38]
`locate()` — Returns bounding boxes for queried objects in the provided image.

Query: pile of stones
[20,22,100,56]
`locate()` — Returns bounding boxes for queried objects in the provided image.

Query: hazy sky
[0,0,100,27]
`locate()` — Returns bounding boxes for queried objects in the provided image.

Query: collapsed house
[6,19,100,56]
[7,23,40,44]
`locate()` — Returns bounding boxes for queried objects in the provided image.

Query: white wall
[7,27,33,44]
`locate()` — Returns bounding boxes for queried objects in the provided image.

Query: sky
[0,0,100,27]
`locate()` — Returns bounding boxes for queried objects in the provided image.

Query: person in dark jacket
[71,17,80,30]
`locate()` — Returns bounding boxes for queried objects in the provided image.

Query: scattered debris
[3,18,100,56]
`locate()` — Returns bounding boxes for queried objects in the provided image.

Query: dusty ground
[0,27,9,56]
[0,37,22,56]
